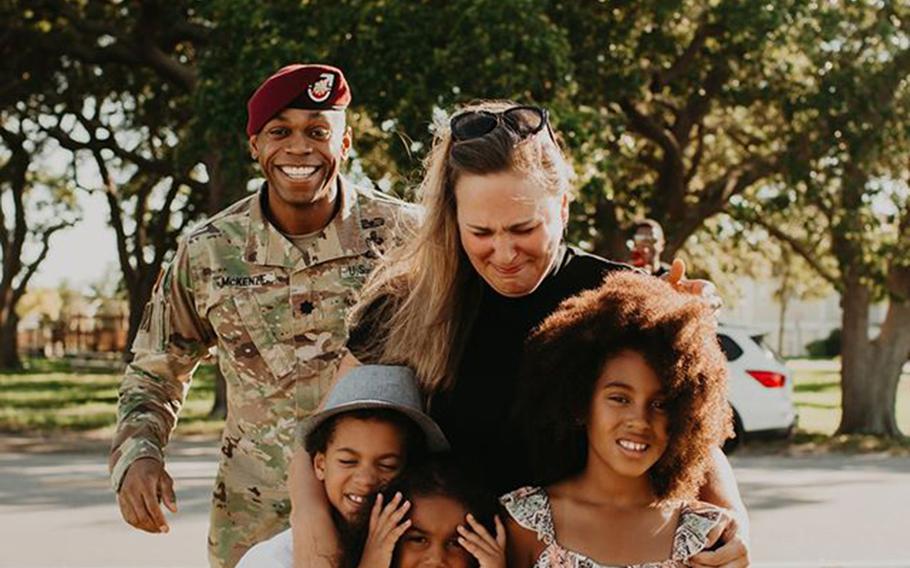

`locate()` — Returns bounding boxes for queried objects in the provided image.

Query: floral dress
[500,486,724,568]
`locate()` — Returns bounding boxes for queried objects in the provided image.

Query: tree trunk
[206,150,229,419]
[122,278,156,363]
[837,277,908,437]
[777,261,791,356]
[778,292,789,356]
[0,312,21,370]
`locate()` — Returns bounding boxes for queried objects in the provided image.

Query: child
[237,364,448,568]
[504,271,735,567]
[356,457,507,568]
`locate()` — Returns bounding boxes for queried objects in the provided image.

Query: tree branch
[671,58,730,145]
[752,217,841,288]
[685,123,706,184]
[651,18,722,91]
[12,220,76,307]
[88,145,136,291]
[135,0,197,90]
[620,98,681,160]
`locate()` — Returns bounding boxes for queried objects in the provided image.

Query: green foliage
[191,0,573,194]
[756,2,910,299]
[806,328,842,359]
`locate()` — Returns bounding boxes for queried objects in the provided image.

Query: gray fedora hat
[301,364,449,452]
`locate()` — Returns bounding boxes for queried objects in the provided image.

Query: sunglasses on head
[449,105,550,142]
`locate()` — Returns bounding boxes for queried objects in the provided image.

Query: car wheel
[722,407,745,454]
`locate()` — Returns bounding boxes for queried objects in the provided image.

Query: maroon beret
[246,64,351,136]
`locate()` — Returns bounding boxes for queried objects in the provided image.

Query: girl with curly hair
[503,270,742,568]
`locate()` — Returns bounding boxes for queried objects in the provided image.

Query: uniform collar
[245,176,368,269]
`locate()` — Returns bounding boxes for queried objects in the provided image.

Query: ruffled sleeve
[499,486,556,545]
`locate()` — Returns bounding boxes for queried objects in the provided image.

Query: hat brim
[301,399,449,453]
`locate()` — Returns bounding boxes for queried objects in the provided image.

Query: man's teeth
[280,165,318,179]
[618,439,648,452]
[346,494,365,504]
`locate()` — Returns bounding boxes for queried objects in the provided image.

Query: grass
[790,361,910,435]
[741,359,910,455]
[0,358,223,437]
[2,357,909,455]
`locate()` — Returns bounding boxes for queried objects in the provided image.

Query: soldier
[109,64,417,568]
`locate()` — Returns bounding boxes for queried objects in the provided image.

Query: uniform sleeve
[109,240,216,491]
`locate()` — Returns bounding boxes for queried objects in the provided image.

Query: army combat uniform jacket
[110,178,417,568]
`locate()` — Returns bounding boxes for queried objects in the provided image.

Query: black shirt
[349,246,628,493]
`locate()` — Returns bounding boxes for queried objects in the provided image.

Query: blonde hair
[352,100,575,392]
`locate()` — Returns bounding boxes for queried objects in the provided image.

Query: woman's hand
[691,510,750,568]
[457,514,507,568]
[357,492,412,568]
[664,259,723,313]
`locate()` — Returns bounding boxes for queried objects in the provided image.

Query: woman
[291,102,748,568]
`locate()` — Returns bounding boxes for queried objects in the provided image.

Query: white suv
[717,324,797,452]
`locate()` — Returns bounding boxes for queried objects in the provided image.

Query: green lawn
[790,360,910,435]
[773,359,910,453]
[2,358,909,451]
[0,358,222,436]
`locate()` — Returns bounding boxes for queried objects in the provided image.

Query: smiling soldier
[109,64,417,568]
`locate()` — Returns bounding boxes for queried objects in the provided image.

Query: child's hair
[386,456,497,532]
[341,456,497,568]
[304,407,429,459]
[517,270,732,501]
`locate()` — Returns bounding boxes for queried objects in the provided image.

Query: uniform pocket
[132,294,171,354]
[232,291,296,379]
[209,291,296,381]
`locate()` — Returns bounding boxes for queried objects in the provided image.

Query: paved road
[2,439,908,567]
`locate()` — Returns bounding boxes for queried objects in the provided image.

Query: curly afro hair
[516,270,732,501]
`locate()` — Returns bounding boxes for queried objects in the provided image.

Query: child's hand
[357,492,411,568]
[457,513,506,568]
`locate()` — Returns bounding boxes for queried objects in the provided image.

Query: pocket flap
[233,290,296,379]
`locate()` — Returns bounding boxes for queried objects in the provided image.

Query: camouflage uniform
[110,178,417,568]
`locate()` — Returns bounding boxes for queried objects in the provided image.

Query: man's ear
[560,191,570,225]
[340,126,353,161]
[248,134,260,160]
[313,452,327,481]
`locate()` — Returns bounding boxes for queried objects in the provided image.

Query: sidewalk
[1,438,218,568]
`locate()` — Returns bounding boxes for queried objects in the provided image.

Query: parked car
[717,324,797,452]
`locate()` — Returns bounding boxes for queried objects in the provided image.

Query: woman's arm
[691,447,751,567]
[290,352,363,568]
[290,447,340,568]
[698,447,749,540]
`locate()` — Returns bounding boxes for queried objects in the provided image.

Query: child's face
[396,494,475,568]
[586,349,669,479]
[314,416,407,521]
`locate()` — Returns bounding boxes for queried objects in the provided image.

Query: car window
[717,334,743,362]
[750,334,784,363]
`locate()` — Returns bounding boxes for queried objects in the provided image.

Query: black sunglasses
[449,105,550,142]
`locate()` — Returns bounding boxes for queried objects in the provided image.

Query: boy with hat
[237,364,448,568]
[110,64,419,568]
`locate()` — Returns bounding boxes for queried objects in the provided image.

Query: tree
[15,0,211,357]
[546,0,810,260]
[0,117,78,368]
[739,3,910,437]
